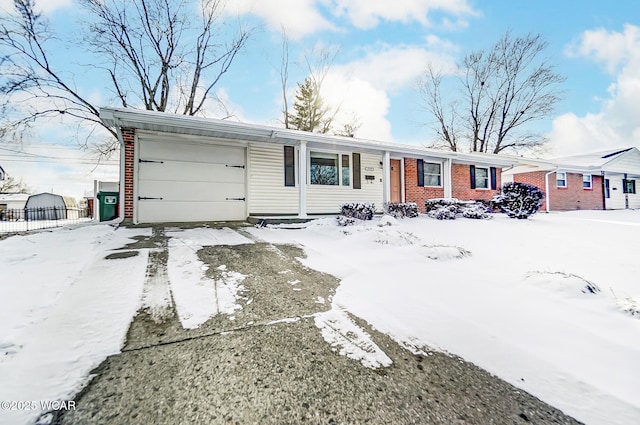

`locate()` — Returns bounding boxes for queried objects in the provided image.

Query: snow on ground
[0,224,151,425]
[166,227,252,329]
[246,211,640,425]
[315,308,392,369]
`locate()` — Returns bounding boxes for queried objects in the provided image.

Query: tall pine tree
[287,77,333,134]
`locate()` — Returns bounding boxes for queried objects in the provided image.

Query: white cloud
[333,43,457,93]
[324,0,476,29]
[226,0,476,38]
[0,0,72,14]
[566,24,640,74]
[550,25,640,156]
[321,72,392,140]
[224,0,336,40]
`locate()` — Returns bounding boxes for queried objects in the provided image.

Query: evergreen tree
[287,77,333,134]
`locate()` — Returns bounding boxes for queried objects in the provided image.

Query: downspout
[544,168,557,213]
[113,120,126,225]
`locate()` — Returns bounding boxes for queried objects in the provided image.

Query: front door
[390,159,402,203]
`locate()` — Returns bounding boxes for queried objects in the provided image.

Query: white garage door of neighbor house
[137,137,246,223]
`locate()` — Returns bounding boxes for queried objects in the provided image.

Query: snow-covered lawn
[0,224,151,425]
[247,210,640,425]
[1,211,639,425]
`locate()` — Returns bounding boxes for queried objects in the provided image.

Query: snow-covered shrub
[339,202,375,220]
[384,202,419,218]
[425,198,492,220]
[493,182,544,219]
[427,205,458,220]
[336,216,356,226]
[461,203,492,219]
[616,297,640,319]
[377,215,400,227]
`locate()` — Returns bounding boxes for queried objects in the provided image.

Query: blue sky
[1,0,639,198]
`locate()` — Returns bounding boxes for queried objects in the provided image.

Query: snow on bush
[336,216,357,227]
[424,198,492,220]
[377,215,400,227]
[339,202,375,221]
[616,297,640,319]
[493,182,544,219]
[525,271,601,295]
[384,202,419,218]
[418,244,471,260]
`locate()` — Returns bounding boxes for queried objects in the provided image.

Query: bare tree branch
[0,0,251,159]
[419,31,565,154]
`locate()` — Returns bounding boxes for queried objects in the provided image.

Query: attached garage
[135,132,246,223]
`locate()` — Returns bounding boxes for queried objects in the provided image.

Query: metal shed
[25,193,80,220]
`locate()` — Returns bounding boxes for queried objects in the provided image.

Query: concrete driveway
[54,224,581,425]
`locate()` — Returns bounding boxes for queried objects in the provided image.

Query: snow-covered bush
[425,198,492,220]
[427,205,458,220]
[384,202,419,218]
[336,216,356,226]
[492,182,544,219]
[461,203,492,219]
[339,202,375,221]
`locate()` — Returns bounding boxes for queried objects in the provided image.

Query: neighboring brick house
[503,147,640,211]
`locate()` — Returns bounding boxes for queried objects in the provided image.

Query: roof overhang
[100,107,521,167]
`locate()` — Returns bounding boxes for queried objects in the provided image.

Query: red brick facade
[122,128,136,219]
[403,158,445,206]
[450,163,501,201]
[513,171,604,211]
[403,159,502,210]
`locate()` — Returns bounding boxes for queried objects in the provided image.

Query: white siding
[248,144,299,215]
[603,149,640,175]
[307,152,384,214]
[604,173,640,209]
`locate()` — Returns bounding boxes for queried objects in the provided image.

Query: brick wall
[122,128,135,219]
[403,158,445,207]
[451,163,501,201]
[513,171,604,211]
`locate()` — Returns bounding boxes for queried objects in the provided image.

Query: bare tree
[419,32,565,154]
[0,0,250,157]
[0,174,31,193]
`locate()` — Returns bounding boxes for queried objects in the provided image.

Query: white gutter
[544,168,557,213]
[114,120,126,224]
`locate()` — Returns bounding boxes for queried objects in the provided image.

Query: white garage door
[137,136,246,223]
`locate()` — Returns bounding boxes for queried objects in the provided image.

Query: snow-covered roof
[551,147,635,168]
[508,147,640,174]
[0,193,30,202]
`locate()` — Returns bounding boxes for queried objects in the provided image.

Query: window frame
[474,166,490,190]
[623,179,636,194]
[308,150,354,187]
[556,172,567,188]
[582,174,592,190]
[423,162,442,187]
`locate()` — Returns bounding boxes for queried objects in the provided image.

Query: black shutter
[490,167,497,190]
[470,165,476,189]
[353,153,361,189]
[417,159,424,187]
[284,146,295,187]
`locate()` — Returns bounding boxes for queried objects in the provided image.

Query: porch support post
[444,158,453,198]
[298,141,308,218]
[383,151,391,206]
